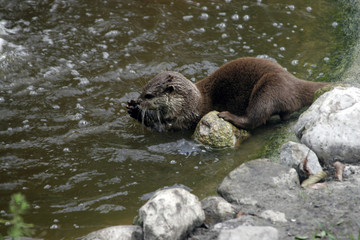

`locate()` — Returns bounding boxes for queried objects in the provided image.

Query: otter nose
[144,93,155,99]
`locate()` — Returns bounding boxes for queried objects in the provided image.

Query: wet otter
[127,57,329,131]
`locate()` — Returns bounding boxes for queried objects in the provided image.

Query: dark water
[0,0,349,238]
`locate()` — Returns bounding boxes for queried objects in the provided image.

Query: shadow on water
[0,0,358,238]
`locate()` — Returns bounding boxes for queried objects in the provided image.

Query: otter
[127,57,329,132]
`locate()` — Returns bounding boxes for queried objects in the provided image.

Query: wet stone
[193,111,250,148]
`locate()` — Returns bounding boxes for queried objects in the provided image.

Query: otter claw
[218,111,231,121]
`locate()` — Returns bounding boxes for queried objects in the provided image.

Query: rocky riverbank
[83,86,360,240]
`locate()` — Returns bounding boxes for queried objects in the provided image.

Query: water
[0,0,350,238]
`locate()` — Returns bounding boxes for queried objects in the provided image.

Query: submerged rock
[193,111,250,148]
[139,188,205,240]
[82,225,143,240]
[295,86,360,164]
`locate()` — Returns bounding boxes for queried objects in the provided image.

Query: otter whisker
[141,108,146,126]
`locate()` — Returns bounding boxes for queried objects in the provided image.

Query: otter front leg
[218,111,254,130]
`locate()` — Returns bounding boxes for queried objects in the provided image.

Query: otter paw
[127,100,140,119]
[218,111,233,121]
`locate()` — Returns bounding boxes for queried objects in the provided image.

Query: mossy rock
[192,111,250,148]
[313,83,351,102]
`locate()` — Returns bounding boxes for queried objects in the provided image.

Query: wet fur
[127,57,329,131]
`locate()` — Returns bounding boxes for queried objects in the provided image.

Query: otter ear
[165,86,174,93]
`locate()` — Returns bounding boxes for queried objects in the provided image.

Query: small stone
[201,196,237,226]
[259,210,287,223]
[193,111,250,148]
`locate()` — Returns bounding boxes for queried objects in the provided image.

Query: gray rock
[82,225,143,240]
[259,210,287,223]
[193,111,250,148]
[212,158,360,239]
[294,87,360,164]
[217,226,279,240]
[218,159,299,210]
[201,196,238,226]
[280,141,323,181]
[139,188,205,240]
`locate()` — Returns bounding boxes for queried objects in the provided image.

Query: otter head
[127,71,201,131]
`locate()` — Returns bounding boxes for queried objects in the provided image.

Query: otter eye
[165,86,174,93]
[144,93,155,99]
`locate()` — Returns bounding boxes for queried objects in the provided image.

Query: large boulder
[294,87,360,164]
[193,111,250,148]
[82,225,143,240]
[139,188,205,240]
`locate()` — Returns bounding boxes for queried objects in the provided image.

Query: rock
[295,86,360,164]
[280,141,323,181]
[313,83,350,102]
[82,225,143,240]
[259,210,287,223]
[218,159,299,209]
[217,226,279,240]
[201,196,238,226]
[139,188,205,240]
[193,111,250,148]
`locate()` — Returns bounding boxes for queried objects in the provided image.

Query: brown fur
[127,57,329,131]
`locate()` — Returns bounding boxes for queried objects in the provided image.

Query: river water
[0,0,351,239]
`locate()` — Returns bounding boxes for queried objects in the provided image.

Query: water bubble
[291,60,299,66]
[102,52,109,59]
[287,5,295,11]
[78,120,89,127]
[217,22,226,30]
[221,33,228,38]
[194,166,199,169]
[199,13,209,20]
[0,97,4,103]
[202,6,208,11]
[73,224,79,229]
[76,103,84,110]
[63,147,71,153]
[225,0,231,3]
[331,22,338,28]
[170,160,177,164]
[280,47,286,51]
[50,224,58,229]
[44,184,51,189]
[237,24,243,29]
[52,105,60,109]
[306,6,312,12]
[231,14,239,21]
[183,15,193,21]
[78,77,90,85]
[243,15,250,21]
[323,57,330,62]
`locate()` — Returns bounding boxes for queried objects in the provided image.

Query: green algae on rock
[313,83,351,102]
[193,111,250,148]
